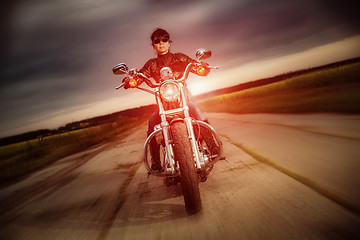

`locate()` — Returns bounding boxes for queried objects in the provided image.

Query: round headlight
[160,82,180,102]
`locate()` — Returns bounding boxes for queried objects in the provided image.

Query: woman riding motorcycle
[124,28,213,171]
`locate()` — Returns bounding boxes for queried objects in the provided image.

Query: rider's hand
[122,76,139,89]
[202,62,211,76]
[122,77,131,89]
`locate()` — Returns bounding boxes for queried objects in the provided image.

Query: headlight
[160,82,180,102]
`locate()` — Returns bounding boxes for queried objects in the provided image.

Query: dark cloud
[186,0,358,67]
[1,0,359,137]
[319,0,360,30]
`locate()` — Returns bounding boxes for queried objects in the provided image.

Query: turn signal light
[197,66,206,75]
[128,78,138,88]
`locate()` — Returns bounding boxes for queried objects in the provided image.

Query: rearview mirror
[195,49,211,61]
[112,63,128,75]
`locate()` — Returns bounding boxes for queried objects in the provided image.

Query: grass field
[0,115,148,185]
[197,60,360,114]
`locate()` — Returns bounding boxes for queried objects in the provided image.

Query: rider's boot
[199,124,219,156]
[150,138,162,171]
[151,159,162,171]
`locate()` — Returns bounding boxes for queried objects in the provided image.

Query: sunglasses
[153,38,169,44]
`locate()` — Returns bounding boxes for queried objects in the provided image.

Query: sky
[1,0,360,138]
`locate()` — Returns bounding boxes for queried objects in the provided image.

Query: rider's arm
[121,59,153,89]
[175,52,210,77]
[137,61,151,85]
[139,59,152,78]
[138,58,161,83]
[175,52,196,64]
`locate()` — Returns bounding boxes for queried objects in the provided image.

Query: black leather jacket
[139,52,196,83]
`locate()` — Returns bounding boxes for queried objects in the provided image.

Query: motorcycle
[112,49,223,214]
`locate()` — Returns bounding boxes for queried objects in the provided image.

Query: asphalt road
[1,113,359,240]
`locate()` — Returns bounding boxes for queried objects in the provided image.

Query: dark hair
[151,28,170,42]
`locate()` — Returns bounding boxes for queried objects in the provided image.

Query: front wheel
[171,121,202,214]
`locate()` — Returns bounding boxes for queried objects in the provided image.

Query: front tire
[171,121,202,214]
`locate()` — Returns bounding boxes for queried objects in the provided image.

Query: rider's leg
[188,101,208,123]
[188,102,219,155]
[148,111,162,170]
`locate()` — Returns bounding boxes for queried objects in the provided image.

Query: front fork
[161,120,176,173]
[178,83,202,170]
[145,84,202,176]
[184,115,202,169]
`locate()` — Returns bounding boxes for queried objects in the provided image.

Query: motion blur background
[1,0,359,137]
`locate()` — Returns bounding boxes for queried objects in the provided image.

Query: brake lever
[208,65,219,69]
[115,82,125,90]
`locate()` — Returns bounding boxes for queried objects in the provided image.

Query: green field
[0,115,148,185]
[197,59,360,114]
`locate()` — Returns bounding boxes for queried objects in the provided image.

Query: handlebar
[115,82,125,90]
[116,62,217,90]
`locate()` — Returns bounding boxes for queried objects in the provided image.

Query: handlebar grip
[209,66,219,69]
[115,82,125,90]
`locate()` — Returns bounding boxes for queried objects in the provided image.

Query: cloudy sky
[1,0,359,138]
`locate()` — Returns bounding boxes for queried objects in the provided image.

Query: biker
[125,28,213,171]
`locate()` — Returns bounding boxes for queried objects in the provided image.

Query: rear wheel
[171,121,201,214]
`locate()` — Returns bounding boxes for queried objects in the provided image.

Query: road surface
[0,113,359,240]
